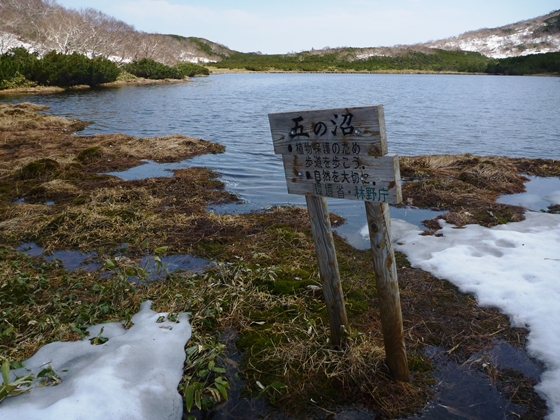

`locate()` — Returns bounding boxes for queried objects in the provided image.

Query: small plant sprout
[0,360,33,402]
[183,339,229,412]
[90,327,109,345]
[256,380,287,403]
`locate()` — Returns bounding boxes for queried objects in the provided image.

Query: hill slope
[1,0,559,64]
[0,0,233,64]
[421,9,560,58]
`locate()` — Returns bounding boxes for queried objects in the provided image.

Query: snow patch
[0,301,192,420]
[0,32,33,54]
[394,212,560,419]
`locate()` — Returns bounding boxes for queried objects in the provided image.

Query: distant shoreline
[1,69,556,96]
[0,76,192,96]
[206,67,487,75]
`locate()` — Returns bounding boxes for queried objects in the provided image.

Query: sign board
[268,106,402,204]
[267,105,409,380]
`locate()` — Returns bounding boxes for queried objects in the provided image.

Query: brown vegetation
[0,103,552,418]
[0,103,231,252]
[399,154,560,229]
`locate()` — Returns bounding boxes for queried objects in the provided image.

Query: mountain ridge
[1,0,559,64]
[420,9,560,58]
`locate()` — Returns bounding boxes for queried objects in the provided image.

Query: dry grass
[0,103,234,252]
[399,154,560,228]
[0,103,550,418]
[0,102,89,132]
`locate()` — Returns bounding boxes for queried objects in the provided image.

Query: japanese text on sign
[269,106,402,204]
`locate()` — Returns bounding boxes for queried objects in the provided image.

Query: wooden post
[269,105,408,378]
[306,195,349,347]
[365,201,409,381]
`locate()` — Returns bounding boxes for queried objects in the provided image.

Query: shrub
[486,52,560,75]
[35,51,90,86]
[172,62,209,77]
[122,58,183,79]
[35,51,119,87]
[0,71,36,90]
[0,48,39,89]
[89,57,120,86]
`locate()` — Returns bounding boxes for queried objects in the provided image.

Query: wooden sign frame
[269,105,402,204]
[268,105,409,381]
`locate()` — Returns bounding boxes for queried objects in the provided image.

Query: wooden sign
[269,106,388,156]
[281,153,401,203]
[268,106,402,204]
[268,105,409,382]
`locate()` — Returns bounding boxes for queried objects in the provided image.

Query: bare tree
[41,5,85,54]
[0,0,52,37]
[0,0,225,63]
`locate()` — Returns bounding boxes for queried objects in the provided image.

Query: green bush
[0,48,39,89]
[89,57,120,85]
[215,49,495,73]
[486,52,560,75]
[34,51,119,87]
[35,51,89,86]
[122,58,183,79]
[0,71,36,90]
[172,62,209,77]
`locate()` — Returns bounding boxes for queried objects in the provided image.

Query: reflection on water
[4,75,556,418]
[104,159,190,180]
[138,254,211,281]
[109,159,445,249]
[15,242,209,278]
[497,176,560,212]
[408,343,543,420]
[17,242,101,272]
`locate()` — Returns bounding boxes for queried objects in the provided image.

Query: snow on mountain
[0,32,34,54]
[422,10,560,58]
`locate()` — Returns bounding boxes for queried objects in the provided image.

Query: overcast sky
[55,0,559,54]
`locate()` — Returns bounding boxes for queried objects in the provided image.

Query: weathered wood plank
[268,103,408,381]
[365,201,409,381]
[273,138,384,157]
[282,153,400,179]
[285,180,401,204]
[281,153,402,203]
[306,195,349,347]
[269,106,388,156]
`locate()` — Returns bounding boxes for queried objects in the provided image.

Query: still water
[2,73,559,247]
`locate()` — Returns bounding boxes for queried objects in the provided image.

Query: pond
[3,73,558,248]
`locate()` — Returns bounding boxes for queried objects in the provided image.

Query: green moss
[344,289,370,315]
[236,330,284,354]
[193,241,227,259]
[247,305,300,324]
[407,353,433,374]
[76,146,103,163]
[255,269,315,295]
[395,251,412,268]
[474,207,519,225]
[17,159,60,181]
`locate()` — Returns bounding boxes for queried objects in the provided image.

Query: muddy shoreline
[0,76,193,96]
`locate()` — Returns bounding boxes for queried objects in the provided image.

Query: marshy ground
[1,102,559,418]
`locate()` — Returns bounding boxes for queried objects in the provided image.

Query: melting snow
[0,301,192,420]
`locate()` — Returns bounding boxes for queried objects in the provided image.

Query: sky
[53,0,560,54]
